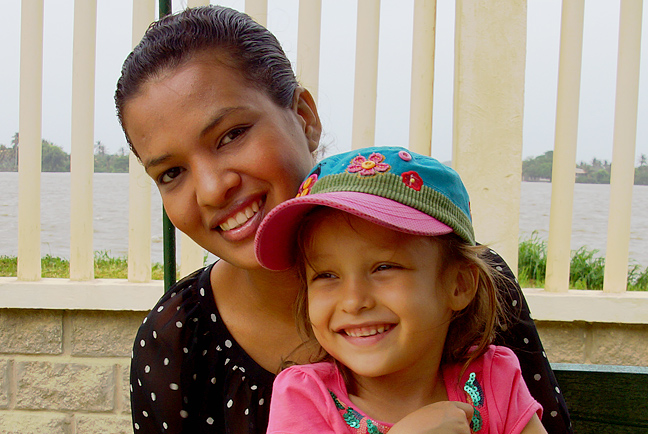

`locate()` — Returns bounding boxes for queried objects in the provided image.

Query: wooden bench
[552,363,648,433]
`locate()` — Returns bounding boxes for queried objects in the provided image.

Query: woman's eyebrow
[143,106,248,171]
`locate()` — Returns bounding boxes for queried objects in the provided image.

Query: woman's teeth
[344,325,391,337]
[219,201,261,231]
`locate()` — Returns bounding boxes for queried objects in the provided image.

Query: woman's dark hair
[115,5,298,153]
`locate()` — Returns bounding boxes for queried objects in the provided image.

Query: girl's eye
[159,167,184,184]
[220,127,248,147]
[311,271,337,282]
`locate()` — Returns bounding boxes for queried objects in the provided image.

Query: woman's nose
[339,279,375,314]
[193,163,241,208]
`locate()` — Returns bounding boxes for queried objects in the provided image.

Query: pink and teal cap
[255,146,475,271]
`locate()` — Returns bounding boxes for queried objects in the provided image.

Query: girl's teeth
[345,325,389,337]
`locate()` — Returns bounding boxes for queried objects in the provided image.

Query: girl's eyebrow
[143,106,246,171]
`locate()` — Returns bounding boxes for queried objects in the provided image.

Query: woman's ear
[292,87,322,153]
[447,263,479,312]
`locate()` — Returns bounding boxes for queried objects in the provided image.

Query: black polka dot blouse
[130,263,274,434]
[130,252,573,434]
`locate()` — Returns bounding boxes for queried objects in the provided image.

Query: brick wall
[0,309,145,434]
[1,309,646,433]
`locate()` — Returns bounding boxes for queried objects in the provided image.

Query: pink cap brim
[255,192,453,271]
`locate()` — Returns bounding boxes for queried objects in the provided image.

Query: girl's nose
[339,279,375,314]
[194,163,241,208]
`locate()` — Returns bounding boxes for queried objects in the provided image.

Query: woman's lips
[218,200,261,231]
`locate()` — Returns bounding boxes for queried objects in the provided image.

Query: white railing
[8,1,647,317]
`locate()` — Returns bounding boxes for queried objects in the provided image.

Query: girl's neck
[347,366,448,424]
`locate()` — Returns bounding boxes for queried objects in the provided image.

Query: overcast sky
[1,0,647,164]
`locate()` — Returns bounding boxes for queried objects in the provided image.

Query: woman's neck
[347,366,448,424]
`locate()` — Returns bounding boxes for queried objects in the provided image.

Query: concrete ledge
[0,278,163,311]
[523,288,648,324]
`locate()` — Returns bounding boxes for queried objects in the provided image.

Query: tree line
[522,150,648,185]
[0,133,128,173]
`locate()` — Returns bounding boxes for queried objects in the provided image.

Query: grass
[1,242,646,291]
[518,232,648,290]
[0,251,165,280]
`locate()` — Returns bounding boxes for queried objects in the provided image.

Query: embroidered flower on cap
[402,171,424,191]
[296,173,318,197]
[347,153,390,176]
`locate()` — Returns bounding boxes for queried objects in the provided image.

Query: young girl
[255,147,547,433]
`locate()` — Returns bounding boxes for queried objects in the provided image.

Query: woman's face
[122,51,320,269]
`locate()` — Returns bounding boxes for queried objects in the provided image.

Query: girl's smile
[304,212,458,382]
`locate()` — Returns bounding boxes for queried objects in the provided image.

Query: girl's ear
[447,263,479,312]
[292,87,322,153]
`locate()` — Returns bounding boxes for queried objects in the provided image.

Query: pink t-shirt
[267,345,542,434]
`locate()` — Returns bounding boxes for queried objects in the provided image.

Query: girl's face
[122,51,320,269]
[304,212,460,382]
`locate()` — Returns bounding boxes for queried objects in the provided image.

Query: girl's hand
[387,401,475,434]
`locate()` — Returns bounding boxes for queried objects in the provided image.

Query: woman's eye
[375,264,398,273]
[220,127,248,147]
[159,167,183,184]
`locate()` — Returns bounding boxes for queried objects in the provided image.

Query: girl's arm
[387,401,474,434]
[520,414,548,434]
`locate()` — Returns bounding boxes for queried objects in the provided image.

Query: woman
[115,6,571,434]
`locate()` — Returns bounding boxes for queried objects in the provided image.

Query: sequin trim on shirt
[329,390,391,434]
[463,372,484,432]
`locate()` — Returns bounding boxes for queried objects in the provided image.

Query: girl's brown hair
[289,207,507,376]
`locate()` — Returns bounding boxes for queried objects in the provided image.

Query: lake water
[1,173,647,266]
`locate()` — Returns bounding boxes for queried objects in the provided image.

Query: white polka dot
[203,350,208,356]
[193,317,199,322]
[259,398,265,405]
[233,365,238,371]
[183,347,189,354]
[225,358,230,365]
[177,306,181,311]
[134,423,140,430]
[171,291,177,297]
[170,383,179,390]
[143,317,148,324]
[216,346,222,351]
[211,314,217,322]
[180,410,188,418]
[144,365,151,373]
[200,287,205,296]
[143,411,149,417]
[193,374,197,380]
[211,377,217,384]
[534,374,541,381]
[152,331,157,339]
[496,266,503,272]
[251,385,257,390]
[551,411,558,417]
[555,386,561,394]
[151,392,156,401]
[138,379,142,386]
[512,300,518,307]
[164,358,170,366]
[490,249,497,255]
[206,417,214,425]
[225,340,232,348]
[140,340,146,347]
[242,376,246,381]
[245,409,249,415]
[227,399,233,408]
[131,350,134,358]
[542,351,547,358]
[163,422,168,429]
[130,384,133,392]
[176,321,183,328]
[523,338,529,344]
[239,367,246,373]
[157,306,164,312]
